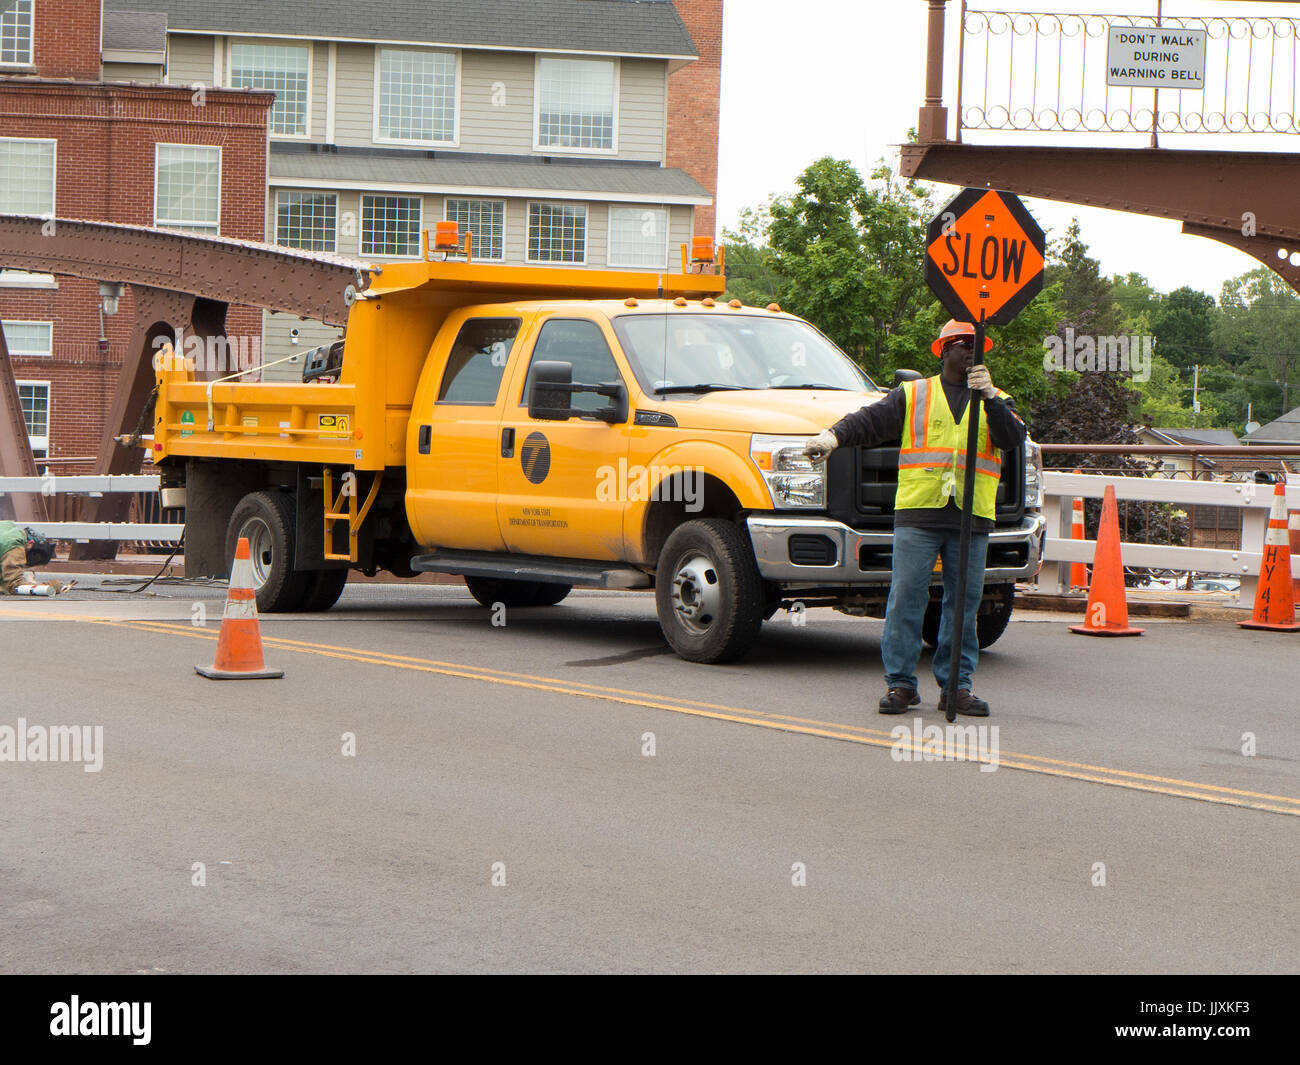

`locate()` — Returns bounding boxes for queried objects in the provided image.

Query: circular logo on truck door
[520,432,550,484]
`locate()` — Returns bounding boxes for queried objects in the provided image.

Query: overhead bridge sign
[1107,27,1206,88]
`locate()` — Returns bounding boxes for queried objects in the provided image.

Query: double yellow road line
[11,608,1300,818]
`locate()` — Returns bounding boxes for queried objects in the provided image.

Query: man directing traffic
[801,320,1025,717]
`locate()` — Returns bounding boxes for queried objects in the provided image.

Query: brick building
[666,0,723,240]
[0,1,270,471]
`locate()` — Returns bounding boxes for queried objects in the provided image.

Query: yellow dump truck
[153,230,1044,662]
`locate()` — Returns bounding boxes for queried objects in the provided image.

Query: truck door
[406,315,522,552]
[497,316,630,561]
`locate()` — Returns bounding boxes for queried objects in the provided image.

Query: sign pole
[923,186,1043,721]
[945,312,984,723]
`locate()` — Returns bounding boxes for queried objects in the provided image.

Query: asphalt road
[1,579,1296,973]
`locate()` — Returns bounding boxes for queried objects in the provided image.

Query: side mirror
[893,368,924,385]
[528,361,575,421]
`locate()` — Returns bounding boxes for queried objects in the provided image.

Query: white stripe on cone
[1265,487,1290,547]
[224,597,258,620]
[229,552,256,594]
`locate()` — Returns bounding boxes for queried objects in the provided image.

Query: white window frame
[153,143,222,234]
[443,197,506,262]
[360,193,424,260]
[533,55,620,156]
[0,0,34,69]
[607,205,671,269]
[526,201,588,266]
[274,189,338,252]
[227,38,314,140]
[15,378,49,456]
[0,136,56,217]
[2,320,52,358]
[372,46,460,148]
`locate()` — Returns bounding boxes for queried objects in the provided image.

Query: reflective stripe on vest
[897,376,1004,520]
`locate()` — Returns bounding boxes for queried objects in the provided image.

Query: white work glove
[966,364,997,399]
[801,429,839,465]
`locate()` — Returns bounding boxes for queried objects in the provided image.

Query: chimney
[667,1,723,239]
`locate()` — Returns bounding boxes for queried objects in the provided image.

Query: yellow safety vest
[897,376,1007,520]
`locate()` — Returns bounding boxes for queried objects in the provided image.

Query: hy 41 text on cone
[1239,481,1300,632]
[1069,483,1144,637]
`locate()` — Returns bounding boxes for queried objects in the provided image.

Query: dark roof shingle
[104,1,697,58]
[103,10,168,54]
[269,148,710,202]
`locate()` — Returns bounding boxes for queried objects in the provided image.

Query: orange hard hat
[931,319,994,357]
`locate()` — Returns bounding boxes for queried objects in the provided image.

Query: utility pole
[1192,363,1200,420]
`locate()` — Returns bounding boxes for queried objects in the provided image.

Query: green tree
[1217,267,1300,414]
[1047,219,1123,336]
[1131,354,1221,428]
[763,156,937,381]
[1152,285,1217,367]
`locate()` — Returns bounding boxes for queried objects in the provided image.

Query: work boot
[878,687,920,715]
[938,689,990,717]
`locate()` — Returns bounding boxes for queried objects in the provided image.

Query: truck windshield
[613,314,879,395]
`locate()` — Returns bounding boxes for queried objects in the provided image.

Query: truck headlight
[750,435,827,509]
[1024,438,1043,510]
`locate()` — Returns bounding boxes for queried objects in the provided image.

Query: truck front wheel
[655,518,763,663]
[921,583,1016,650]
[226,490,309,613]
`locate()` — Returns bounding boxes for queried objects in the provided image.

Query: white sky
[716,0,1300,300]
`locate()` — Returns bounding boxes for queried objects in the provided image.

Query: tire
[226,490,310,613]
[300,568,348,612]
[654,518,764,664]
[920,584,1015,650]
[530,582,572,606]
[464,576,569,608]
[976,584,1015,649]
[921,600,941,649]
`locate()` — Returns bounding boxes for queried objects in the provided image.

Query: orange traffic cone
[1069,483,1144,637]
[1070,470,1088,591]
[196,537,285,679]
[1239,481,1300,632]
[1289,503,1299,604]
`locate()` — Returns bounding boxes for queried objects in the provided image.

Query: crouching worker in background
[0,521,65,596]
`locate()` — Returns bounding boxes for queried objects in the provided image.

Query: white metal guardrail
[0,475,182,542]
[1039,472,1299,605]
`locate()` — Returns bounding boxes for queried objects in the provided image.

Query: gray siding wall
[262,311,343,379]
[173,32,669,159]
[103,62,164,83]
[333,43,374,146]
[165,34,214,86]
[616,59,666,163]
[460,50,534,155]
[268,184,693,269]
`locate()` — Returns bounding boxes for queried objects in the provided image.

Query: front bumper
[747,513,1046,587]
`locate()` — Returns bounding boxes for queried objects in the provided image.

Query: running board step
[411,550,651,590]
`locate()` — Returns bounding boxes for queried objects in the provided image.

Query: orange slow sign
[924,188,1045,327]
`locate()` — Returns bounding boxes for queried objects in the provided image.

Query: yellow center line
[8,609,1300,817]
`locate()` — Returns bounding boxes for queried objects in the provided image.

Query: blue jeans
[881,525,988,693]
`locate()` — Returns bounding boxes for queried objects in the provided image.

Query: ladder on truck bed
[322,467,384,562]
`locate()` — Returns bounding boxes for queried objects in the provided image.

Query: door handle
[501,426,515,457]
[417,425,431,454]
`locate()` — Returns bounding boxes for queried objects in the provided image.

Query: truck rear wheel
[301,568,349,612]
[226,490,309,613]
[464,576,571,608]
[921,584,1015,650]
[655,518,763,663]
